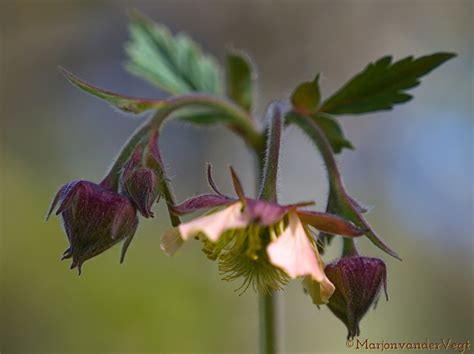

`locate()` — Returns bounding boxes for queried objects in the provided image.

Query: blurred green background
[1,1,472,353]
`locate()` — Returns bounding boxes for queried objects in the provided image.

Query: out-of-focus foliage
[125,11,223,95]
[226,52,255,112]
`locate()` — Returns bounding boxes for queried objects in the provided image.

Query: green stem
[259,293,278,354]
[342,238,359,258]
[258,104,282,202]
[257,104,284,354]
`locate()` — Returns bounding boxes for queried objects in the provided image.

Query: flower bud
[47,180,139,273]
[120,130,162,218]
[325,256,388,339]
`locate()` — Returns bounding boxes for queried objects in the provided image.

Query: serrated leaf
[291,74,321,114]
[226,51,255,111]
[320,53,456,115]
[125,11,223,95]
[286,111,353,154]
[59,67,164,113]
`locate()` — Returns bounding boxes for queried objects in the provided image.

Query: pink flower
[162,166,362,302]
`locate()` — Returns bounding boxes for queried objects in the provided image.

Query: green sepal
[59,67,164,114]
[320,53,456,115]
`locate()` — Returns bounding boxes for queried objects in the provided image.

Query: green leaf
[59,67,164,113]
[176,109,233,125]
[320,53,456,115]
[225,51,255,111]
[286,111,353,154]
[291,74,321,114]
[125,11,223,95]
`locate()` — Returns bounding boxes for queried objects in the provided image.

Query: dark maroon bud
[120,130,163,218]
[325,257,388,339]
[47,180,139,273]
[123,167,159,218]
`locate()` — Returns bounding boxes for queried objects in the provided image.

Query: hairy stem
[258,104,283,202]
[257,104,285,354]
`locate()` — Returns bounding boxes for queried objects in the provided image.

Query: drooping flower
[161,165,362,302]
[120,129,163,218]
[324,256,388,339]
[47,180,139,273]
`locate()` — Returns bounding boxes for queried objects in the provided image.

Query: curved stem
[101,94,265,228]
[149,94,264,152]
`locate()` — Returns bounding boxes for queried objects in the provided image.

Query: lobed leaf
[125,11,223,95]
[320,53,456,115]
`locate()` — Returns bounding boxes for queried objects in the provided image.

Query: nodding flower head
[47,180,139,274]
[161,165,363,302]
[325,256,388,339]
[120,129,163,218]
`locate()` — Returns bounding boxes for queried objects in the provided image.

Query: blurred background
[1,1,472,353]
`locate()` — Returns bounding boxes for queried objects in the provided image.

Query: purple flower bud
[47,180,139,273]
[120,130,163,218]
[325,257,388,339]
[122,165,159,218]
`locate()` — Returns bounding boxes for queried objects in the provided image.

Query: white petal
[160,228,184,256]
[303,275,336,305]
[178,202,249,242]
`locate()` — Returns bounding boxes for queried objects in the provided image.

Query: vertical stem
[259,293,277,354]
[258,104,282,202]
[257,103,284,354]
[342,238,359,258]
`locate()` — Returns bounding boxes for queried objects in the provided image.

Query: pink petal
[267,212,325,280]
[267,212,335,303]
[178,202,249,242]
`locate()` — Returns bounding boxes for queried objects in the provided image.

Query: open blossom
[47,180,138,273]
[162,166,362,303]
